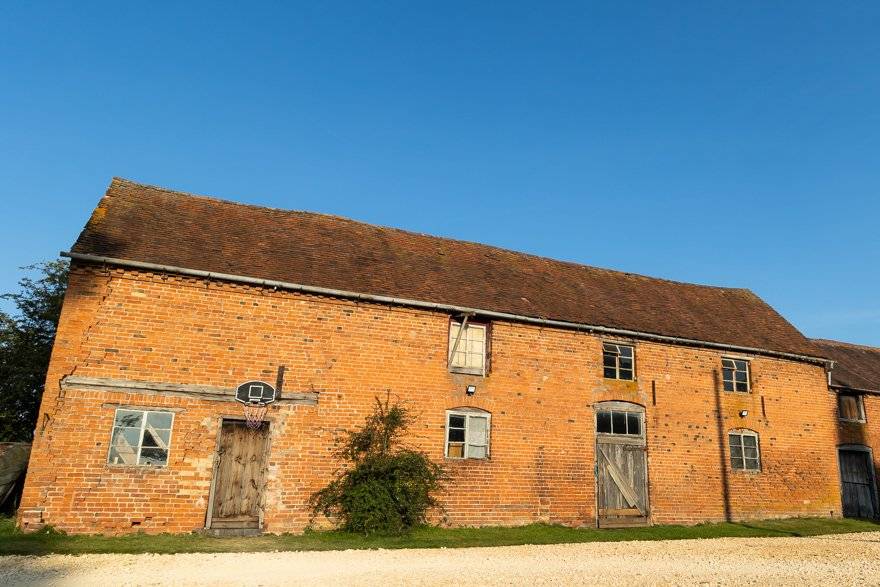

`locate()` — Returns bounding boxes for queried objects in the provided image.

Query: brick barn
[812,339,880,519]
[19,178,848,534]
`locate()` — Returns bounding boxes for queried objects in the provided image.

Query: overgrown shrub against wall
[310,397,445,534]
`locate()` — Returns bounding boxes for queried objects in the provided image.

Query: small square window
[722,358,750,393]
[838,394,865,423]
[602,343,635,380]
[449,322,487,375]
[107,409,174,466]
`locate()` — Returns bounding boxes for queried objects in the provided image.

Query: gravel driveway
[3,532,880,586]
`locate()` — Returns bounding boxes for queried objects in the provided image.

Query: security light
[739,409,748,418]
[466,385,476,396]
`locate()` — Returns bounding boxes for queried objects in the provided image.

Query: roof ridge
[812,338,880,352]
[109,177,745,294]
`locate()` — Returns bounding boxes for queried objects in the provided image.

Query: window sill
[106,463,169,470]
[731,468,761,475]
[603,376,636,382]
[445,457,490,462]
[839,418,866,424]
[448,367,485,377]
[723,390,751,395]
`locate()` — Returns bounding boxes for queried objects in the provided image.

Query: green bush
[310,397,445,535]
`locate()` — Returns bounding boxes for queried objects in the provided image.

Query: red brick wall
[19,263,843,534]
[837,394,880,500]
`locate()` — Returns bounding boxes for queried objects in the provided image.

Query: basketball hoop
[243,401,269,430]
[235,380,277,430]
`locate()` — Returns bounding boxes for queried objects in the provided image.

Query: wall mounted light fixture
[466,385,476,396]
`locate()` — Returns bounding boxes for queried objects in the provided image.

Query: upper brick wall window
[107,409,174,467]
[838,394,866,423]
[449,321,487,376]
[722,358,750,392]
[603,343,635,380]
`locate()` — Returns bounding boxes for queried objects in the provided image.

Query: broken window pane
[139,448,168,466]
[141,428,171,449]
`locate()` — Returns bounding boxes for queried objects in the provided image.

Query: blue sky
[1,2,877,345]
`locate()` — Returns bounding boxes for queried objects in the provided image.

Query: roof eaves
[63,250,832,367]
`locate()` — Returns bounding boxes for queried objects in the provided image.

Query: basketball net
[243,401,269,430]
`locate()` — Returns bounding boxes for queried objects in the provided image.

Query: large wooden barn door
[595,402,649,528]
[839,448,878,519]
[208,420,270,530]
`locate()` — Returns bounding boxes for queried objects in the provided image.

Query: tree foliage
[0,260,68,441]
[310,397,445,535]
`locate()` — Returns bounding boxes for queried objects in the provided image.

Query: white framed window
[107,409,174,466]
[722,358,750,393]
[445,409,490,459]
[602,343,635,380]
[729,429,761,471]
[449,321,487,375]
[838,394,866,423]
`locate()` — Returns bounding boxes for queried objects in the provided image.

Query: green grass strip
[1,516,877,556]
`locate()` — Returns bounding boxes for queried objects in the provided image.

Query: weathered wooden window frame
[838,393,866,423]
[448,318,488,376]
[602,342,636,381]
[106,408,175,467]
[445,409,491,459]
[722,357,751,393]
[728,429,761,472]
[595,401,645,438]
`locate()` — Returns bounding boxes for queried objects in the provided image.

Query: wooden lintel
[63,375,318,406]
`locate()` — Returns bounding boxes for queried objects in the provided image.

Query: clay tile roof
[811,339,880,392]
[70,178,823,359]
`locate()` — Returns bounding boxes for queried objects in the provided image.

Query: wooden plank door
[840,449,878,519]
[597,440,649,527]
[209,420,270,529]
